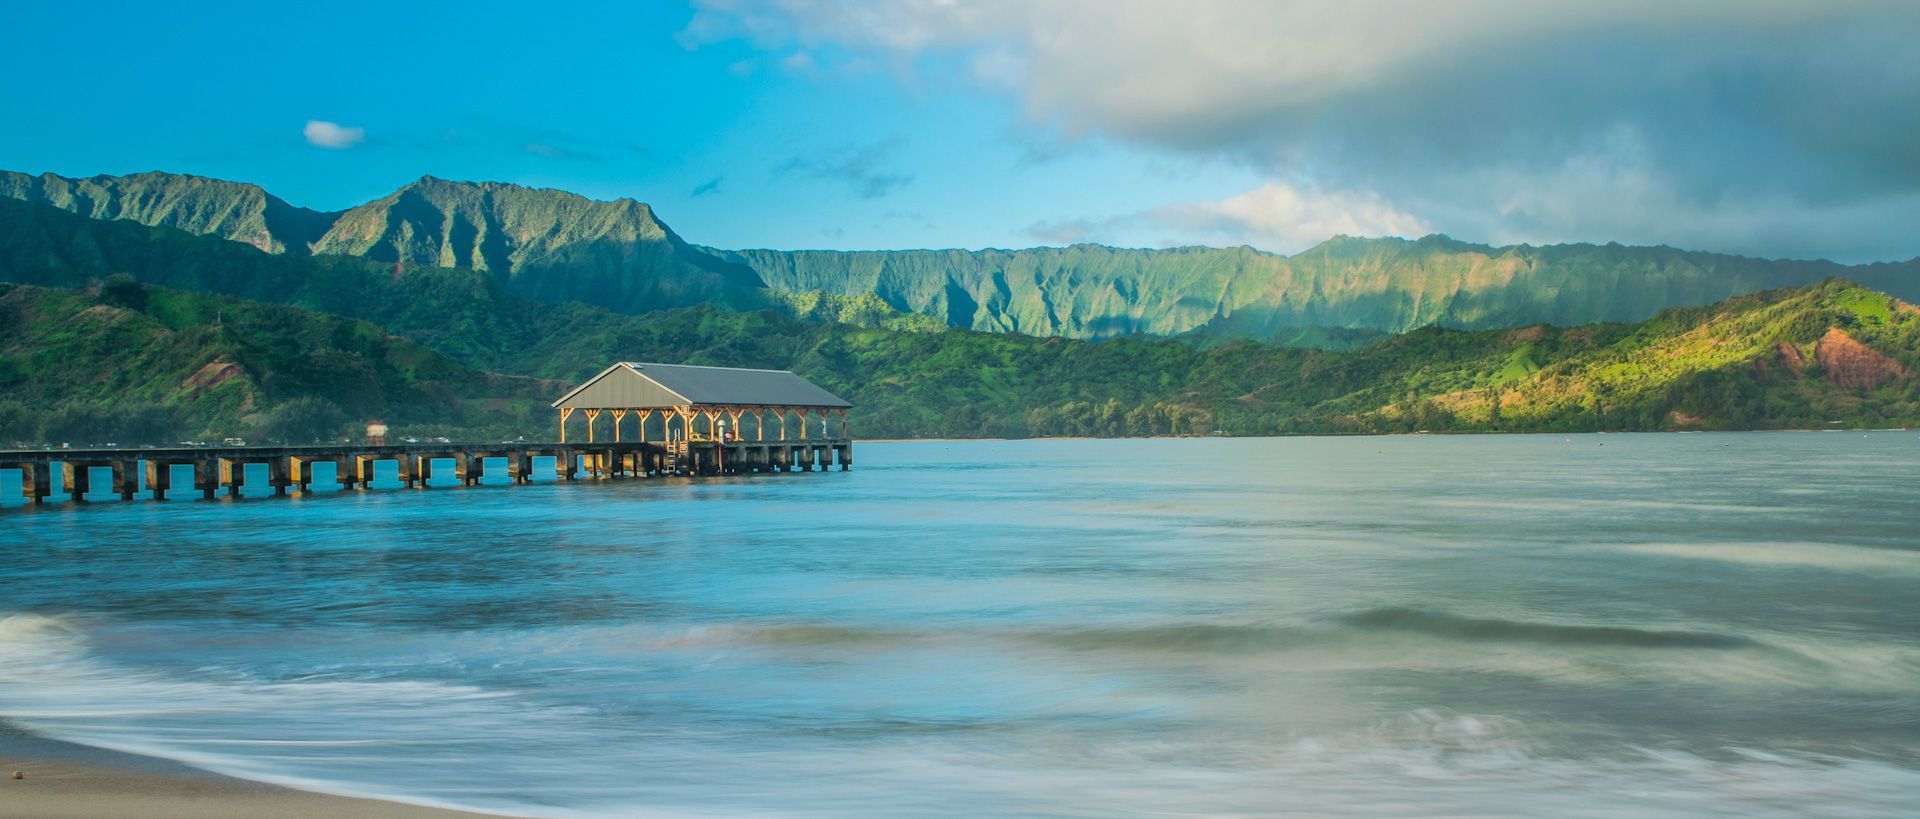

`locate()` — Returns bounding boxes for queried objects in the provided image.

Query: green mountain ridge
[0,191,1914,443]
[710,238,1920,343]
[0,169,766,314]
[8,168,1918,347]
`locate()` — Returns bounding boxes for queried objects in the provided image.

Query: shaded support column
[288,457,317,494]
[837,443,852,471]
[220,459,244,498]
[144,460,171,499]
[635,409,654,445]
[837,409,849,440]
[509,451,533,484]
[29,462,51,504]
[554,448,578,481]
[453,454,476,486]
[416,455,438,488]
[397,455,420,488]
[62,462,91,502]
[269,458,292,496]
[334,457,360,491]
[112,460,138,501]
[195,459,219,499]
[558,407,575,444]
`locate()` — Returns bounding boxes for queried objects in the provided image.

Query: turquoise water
[2,434,1918,817]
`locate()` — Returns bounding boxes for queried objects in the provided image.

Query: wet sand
[1,722,506,819]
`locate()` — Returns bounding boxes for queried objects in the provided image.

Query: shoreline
[0,721,510,819]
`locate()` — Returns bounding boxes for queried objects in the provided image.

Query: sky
[2,0,1917,262]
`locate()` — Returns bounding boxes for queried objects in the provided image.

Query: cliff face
[715,238,1920,342]
[0,171,766,313]
[9,168,1920,348]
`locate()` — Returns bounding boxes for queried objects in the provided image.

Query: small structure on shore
[551,362,852,444]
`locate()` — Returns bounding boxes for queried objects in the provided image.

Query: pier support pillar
[195,460,218,499]
[219,459,242,498]
[145,461,172,500]
[357,456,379,489]
[62,462,90,502]
[15,463,49,505]
[509,452,533,484]
[288,457,317,494]
[112,461,138,500]
[554,450,577,481]
[269,458,291,496]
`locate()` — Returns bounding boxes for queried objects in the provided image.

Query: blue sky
[3,1,1917,262]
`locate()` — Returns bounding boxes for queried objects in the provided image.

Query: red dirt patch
[1815,327,1907,390]
[1668,410,1705,428]
[1774,343,1808,376]
[1503,325,1548,343]
[181,358,245,394]
[1895,299,1920,317]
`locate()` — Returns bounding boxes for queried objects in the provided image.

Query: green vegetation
[0,180,1915,444]
[9,169,1916,348]
[712,237,1920,342]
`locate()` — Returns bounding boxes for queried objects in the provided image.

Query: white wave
[1623,541,1920,575]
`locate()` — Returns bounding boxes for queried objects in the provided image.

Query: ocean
[2,433,1917,817]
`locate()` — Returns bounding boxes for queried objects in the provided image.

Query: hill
[0,170,765,313]
[9,169,1918,347]
[711,238,1920,344]
[0,280,558,444]
[0,192,1913,442]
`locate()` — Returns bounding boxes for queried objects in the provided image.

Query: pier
[2,361,857,505]
[0,438,852,504]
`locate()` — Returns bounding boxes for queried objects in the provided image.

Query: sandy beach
[1,722,506,819]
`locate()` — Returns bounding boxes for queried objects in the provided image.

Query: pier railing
[0,439,852,505]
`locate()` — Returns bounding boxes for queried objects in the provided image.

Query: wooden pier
[0,439,853,504]
[3,361,859,506]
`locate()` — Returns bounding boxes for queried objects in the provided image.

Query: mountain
[0,170,332,254]
[0,170,766,313]
[0,280,558,444]
[1,190,1913,442]
[10,169,1920,349]
[310,176,765,311]
[711,238,1920,344]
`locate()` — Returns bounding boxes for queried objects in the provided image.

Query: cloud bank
[685,1,1920,261]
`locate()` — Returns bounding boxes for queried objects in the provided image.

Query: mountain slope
[12,168,1920,348]
[0,170,333,254]
[313,176,765,311]
[713,238,1920,343]
[0,280,558,443]
[2,197,1914,443]
[0,170,765,313]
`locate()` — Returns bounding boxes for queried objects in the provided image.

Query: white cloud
[684,1,1920,261]
[303,120,365,150]
[1029,183,1431,253]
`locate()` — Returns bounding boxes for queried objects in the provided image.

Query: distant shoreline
[0,720,504,819]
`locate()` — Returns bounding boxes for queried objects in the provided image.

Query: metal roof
[551,362,852,409]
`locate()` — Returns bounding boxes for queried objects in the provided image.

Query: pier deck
[0,439,852,504]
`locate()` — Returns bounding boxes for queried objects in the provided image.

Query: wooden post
[612,409,627,442]
[636,409,654,444]
[584,409,601,443]
[113,460,137,500]
[220,459,242,498]
[778,409,788,441]
[837,408,848,440]
[197,459,219,499]
[559,407,574,443]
